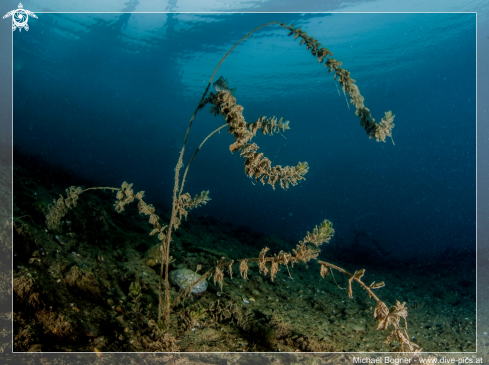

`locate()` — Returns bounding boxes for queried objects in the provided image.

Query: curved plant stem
[317,260,380,302]
[183,21,280,146]
[179,124,227,197]
[82,187,120,193]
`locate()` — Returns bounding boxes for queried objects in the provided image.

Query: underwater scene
[12,13,476,353]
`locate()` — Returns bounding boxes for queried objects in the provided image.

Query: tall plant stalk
[159,21,282,326]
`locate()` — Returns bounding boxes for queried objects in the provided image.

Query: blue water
[13,13,476,260]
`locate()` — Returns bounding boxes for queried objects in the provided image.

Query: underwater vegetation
[11,21,476,354]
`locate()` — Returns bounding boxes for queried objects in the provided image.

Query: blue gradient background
[12,13,475,260]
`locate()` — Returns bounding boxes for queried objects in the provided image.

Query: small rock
[169,268,208,294]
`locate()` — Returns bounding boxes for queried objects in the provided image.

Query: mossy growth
[35,310,77,340]
[64,265,101,299]
[145,244,162,268]
[13,274,41,308]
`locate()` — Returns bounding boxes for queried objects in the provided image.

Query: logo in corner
[3,3,38,32]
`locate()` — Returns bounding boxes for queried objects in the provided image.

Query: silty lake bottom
[12,151,475,353]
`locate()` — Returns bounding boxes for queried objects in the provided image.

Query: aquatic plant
[43,21,417,352]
